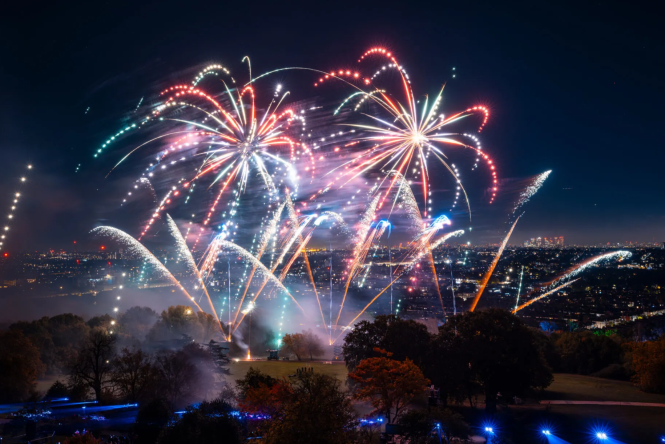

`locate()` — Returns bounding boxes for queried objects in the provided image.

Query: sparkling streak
[470,216,520,312]
[512,279,579,313]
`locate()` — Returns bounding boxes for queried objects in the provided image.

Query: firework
[313,47,498,217]
[98,60,314,243]
[1,164,32,253]
[546,251,632,288]
[165,214,225,336]
[215,238,306,314]
[513,251,631,313]
[512,170,551,215]
[470,216,520,312]
[90,226,203,309]
[512,279,579,314]
[425,229,465,253]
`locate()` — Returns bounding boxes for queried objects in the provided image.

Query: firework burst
[312,47,498,219]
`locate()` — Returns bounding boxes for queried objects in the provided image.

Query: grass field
[544,373,665,403]
[226,360,349,383]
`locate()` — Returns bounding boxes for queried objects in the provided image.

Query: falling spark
[470,216,520,311]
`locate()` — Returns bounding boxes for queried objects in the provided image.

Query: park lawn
[543,373,665,403]
[226,360,349,383]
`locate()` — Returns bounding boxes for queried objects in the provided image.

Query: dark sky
[1,0,664,251]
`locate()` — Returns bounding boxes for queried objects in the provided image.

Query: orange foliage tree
[625,336,665,393]
[348,349,430,423]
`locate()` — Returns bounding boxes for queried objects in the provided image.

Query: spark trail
[470,216,520,312]
[547,251,632,288]
[165,215,226,338]
[90,226,202,310]
[512,170,551,216]
[513,279,579,313]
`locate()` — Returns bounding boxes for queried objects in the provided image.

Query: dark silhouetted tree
[118,306,159,341]
[113,347,159,403]
[157,398,245,444]
[342,316,432,371]
[0,330,45,402]
[68,328,116,402]
[438,309,552,412]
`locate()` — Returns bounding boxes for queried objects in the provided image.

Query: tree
[157,398,245,444]
[87,314,114,330]
[0,330,46,402]
[133,398,173,444]
[342,316,432,371]
[68,328,117,402]
[625,336,665,393]
[437,309,553,412]
[236,367,278,397]
[113,348,159,403]
[155,348,200,408]
[302,329,325,360]
[398,408,470,444]
[63,430,102,444]
[263,373,358,444]
[118,306,159,341]
[281,333,307,361]
[349,351,430,423]
[239,379,291,418]
[10,313,89,373]
[553,330,623,374]
[46,380,70,399]
[429,330,478,407]
[146,305,225,344]
[342,316,392,370]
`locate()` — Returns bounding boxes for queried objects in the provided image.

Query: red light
[3,252,8,257]
[101,245,106,250]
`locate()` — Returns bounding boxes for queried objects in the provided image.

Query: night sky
[1,0,664,251]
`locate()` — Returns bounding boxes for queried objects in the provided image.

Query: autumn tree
[625,336,665,393]
[236,367,278,397]
[349,351,430,423]
[263,372,358,444]
[0,330,46,402]
[68,328,117,402]
[281,332,307,361]
[342,316,432,371]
